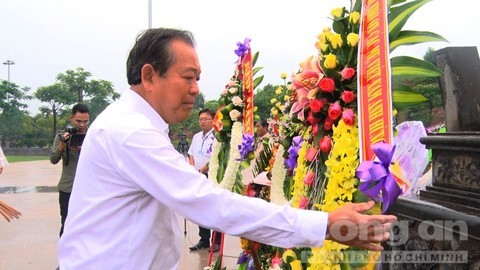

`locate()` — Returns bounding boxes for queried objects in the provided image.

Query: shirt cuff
[292,209,328,247]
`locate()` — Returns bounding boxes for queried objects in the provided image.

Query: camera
[64,125,78,135]
[63,125,85,147]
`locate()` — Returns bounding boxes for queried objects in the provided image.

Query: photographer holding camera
[50,103,90,237]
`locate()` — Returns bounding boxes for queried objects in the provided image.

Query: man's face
[71,112,89,133]
[198,112,213,132]
[255,122,267,137]
[150,39,201,124]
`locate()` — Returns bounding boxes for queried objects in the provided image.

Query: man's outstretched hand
[326,201,397,251]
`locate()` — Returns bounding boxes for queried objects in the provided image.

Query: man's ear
[140,64,156,90]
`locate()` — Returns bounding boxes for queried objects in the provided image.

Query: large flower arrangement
[233,0,445,269]
[207,38,264,196]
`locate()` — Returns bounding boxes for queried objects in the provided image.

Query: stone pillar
[433,47,480,132]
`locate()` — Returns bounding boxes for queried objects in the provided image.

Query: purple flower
[237,252,248,264]
[285,136,303,170]
[237,134,255,160]
[234,37,251,57]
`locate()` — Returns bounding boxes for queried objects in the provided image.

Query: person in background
[50,103,89,237]
[254,118,270,154]
[0,145,8,175]
[187,108,222,253]
[58,28,396,270]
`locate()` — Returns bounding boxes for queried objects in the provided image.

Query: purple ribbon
[285,135,303,170]
[237,134,254,160]
[356,142,402,213]
[234,37,251,57]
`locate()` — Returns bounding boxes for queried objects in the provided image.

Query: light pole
[3,60,15,82]
[148,0,152,29]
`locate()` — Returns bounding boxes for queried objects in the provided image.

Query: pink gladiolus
[299,197,309,209]
[305,147,318,162]
[303,171,315,186]
[319,136,332,153]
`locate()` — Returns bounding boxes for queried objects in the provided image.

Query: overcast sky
[1,0,479,114]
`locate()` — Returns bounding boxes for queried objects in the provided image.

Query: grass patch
[6,156,50,163]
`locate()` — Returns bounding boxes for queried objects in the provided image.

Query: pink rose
[341,67,356,80]
[342,109,356,125]
[319,136,332,153]
[318,77,335,93]
[303,171,315,186]
[341,90,356,103]
[305,147,318,162]
[328,102,342,120]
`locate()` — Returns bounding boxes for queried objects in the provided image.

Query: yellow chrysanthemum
[275,87,283,94]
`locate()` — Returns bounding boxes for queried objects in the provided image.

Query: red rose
[342,108,355,125]
[328,102,342,120]
[341,90,356,103]
[309,98,324,113]
[319,136,332,153]
[341,67,356,80]
[324,117,333,131]
[318,77,335,93]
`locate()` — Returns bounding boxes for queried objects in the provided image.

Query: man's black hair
[72,103,89,115]
[198,108,215,119]
[126,28,196,86]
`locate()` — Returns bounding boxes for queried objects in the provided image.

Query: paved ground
[0,160,242,270]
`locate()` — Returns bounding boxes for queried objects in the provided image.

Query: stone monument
[382,47,480,270]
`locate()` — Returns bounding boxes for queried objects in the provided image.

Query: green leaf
[388,0,408,8]
[389,0,431,40]
[253,75,264,89]
[392,84,429,109]
[391,56,443,77]
[390,30,448,52]
[253,66,263,77]
[252,51,260,67]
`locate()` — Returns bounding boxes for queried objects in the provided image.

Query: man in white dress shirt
[58,28,396,270]
[187,108,222,252]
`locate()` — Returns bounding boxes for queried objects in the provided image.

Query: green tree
[34,67,120,139]
[194,92,205,109]
[34,83,76,137]
[56,67,91,102]
[204,99,219,111]
[254,83,283,121]
[0,80,31,147]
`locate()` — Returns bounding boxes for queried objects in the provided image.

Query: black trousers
[199,226,222,245]
[58,190,71,237]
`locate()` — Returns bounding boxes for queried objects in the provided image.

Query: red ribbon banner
[357,0,394,161]
[242,49,254,136]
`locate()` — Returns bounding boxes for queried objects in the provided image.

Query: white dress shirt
[187,129,214,170]
[58,89,328,270]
